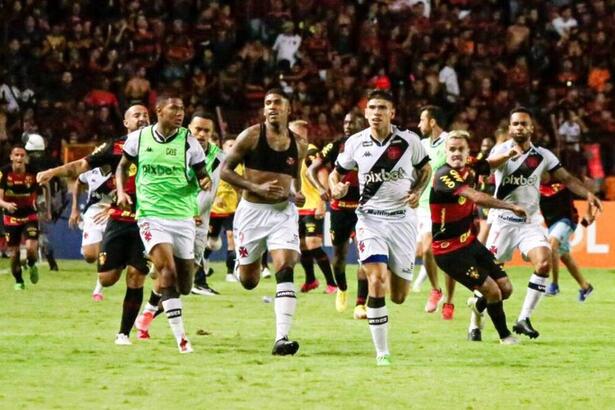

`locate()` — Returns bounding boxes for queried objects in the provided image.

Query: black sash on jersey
[495,150,544,200]
[360,135,409,205]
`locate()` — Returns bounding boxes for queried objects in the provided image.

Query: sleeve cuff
[335,163,350,174]
[414,155,430,169]
[548,163,562,173]
[123,151,137,162]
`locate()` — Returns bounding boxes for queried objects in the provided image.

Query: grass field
[1,260,614,410]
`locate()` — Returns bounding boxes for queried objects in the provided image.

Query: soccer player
[307,112,370,318]
[37,104,151,345]
[330,90,432,366]
[430,131,527,344]
[69,167,114,300]
[414,106,456,319]
[486,107,603,339]
[0,145,40,290]
[116,95,211,353]
[289,120,336,294]
[220,88,308,356]
[540,174,595,301]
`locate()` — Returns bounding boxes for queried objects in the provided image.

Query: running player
[486,107,603,339]
[37,104,151,345]
[117,95,210,353]
[540,174,596,301]
[414,105,457,319]
[0,145,40,290]
[331,90,432,366]
[307,112,370,318]
[431,131,526,344]
[69,167,114,300]
[290,120,336,293]
[220,88,308,356]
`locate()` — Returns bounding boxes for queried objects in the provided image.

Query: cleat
[578,284,594,302]
[29,264,39,284]
[14,282,25,291]
[467,328,482,341]
[335,289,348,312]
[376,354,391,366]
[178,337,193,353]
[513,318,539,339]
[261,267,272,278]
[325,284,338,294]
[442,303,454,320]
[226,273,239,282]
[500,335,519,345]
[300,280,319,293]
[114,333,132,346]
[205,267,214,277]
[353,304,367,320]
[92,293,104,302]
[545,283,559,296]
[135,311,154,333]
[425,288,443,313]
[191,285,220,296]
[272,337,299,356]
[137,329,150,340]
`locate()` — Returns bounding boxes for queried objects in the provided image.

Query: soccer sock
[476,296,487,313]
[204,247,213,259]
[144,290,162,314]
[413,264,428,290]
[367,296,389,356]
[27,256,36,267]
[487,301,511,339]
[261,252,269,268]
[226,250,236,274]
[161,289,186,343]
[274,267,296,341]
[356,278,368,306]
[333,265,348,291]
[311,247,336,286]
[12,266,24,284]
[194,265,206,286]
[518,273,547,321]
[300,250,316,283]
[93,279,104,295]
[119,287,143,336]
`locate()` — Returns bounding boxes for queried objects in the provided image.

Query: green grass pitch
[1,260,614,409]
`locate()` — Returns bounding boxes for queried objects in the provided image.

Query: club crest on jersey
[502,174,538,186]
[361,167,407,184]
[386,145,403,160]
[286,157,296,166]
[525,156,541,169]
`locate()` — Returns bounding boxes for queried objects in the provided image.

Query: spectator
[272,21,301,70]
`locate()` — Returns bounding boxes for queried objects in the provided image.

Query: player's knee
[500,281,513,300]
[207,236,222,251]
[390,292,407,304]
[535,259,551,276]
[99,271,120,287]
[241,275,259,290]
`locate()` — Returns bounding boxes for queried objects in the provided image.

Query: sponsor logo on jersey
[140,164,184,176]
[361,167,407,184]
[501,174,538,186]
[361,141,373,147]
[362,151,372,157]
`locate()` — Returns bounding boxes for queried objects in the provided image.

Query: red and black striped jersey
[0,165,39,224]
[320,136,360,210]
[430,163,478,255]
[539,183,578,228]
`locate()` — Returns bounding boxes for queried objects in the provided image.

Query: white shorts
[486,215,550,263]
[355,210,417,281]
[233,199,300,265]
[81,203,108,247]
[416,206,432,238]
[138,216,196,260]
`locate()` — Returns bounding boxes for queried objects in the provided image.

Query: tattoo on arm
[412,163,432,196]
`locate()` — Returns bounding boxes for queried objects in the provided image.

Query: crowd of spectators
[1,0,615,192]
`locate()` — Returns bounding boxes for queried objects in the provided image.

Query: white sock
[162,298,186,343]
[518,274,547,321]
[367,305,389,357]
[469,311,480,331]
[274,282,296,341]
[413,265,427,291]
[93,279,103,295]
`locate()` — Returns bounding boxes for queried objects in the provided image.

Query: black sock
[27,257,36,267]
[356,278,368,306]
[261,252,269,268]
[476,296,487,313]
[334,265,347,291]
[194,265,206,286]
[300,250,316,283]
[367,296,386,308]
[486,301,511,339]
[120,287,144,336]
[311,247,336,286]
[204,247,212,258]
[12,266,23,284]
[148,290,162,308]
[226,250,236,274]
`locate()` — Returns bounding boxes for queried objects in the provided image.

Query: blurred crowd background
[2,0,615,196]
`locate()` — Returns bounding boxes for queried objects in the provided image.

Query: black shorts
[299,214,324,238]
[434,240,506,291]
[329,209,357,246]
[5,222,39,246]
[209,214,234,238]
[98,219,148,274]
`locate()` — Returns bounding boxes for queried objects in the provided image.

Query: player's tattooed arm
[115,154,134,208]
[407,162,432,208]
[552,167,604,213]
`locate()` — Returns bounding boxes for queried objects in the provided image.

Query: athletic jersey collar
[431,131,448,148]
[369,125,395,146]
[153,123,180,143]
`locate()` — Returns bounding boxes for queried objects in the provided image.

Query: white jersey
[490,139,561,220]
[335,125,429,215]
[78,167,113,210]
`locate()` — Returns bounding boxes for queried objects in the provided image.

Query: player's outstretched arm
[460,186,527,218]
[36,158,91,185]
[552,167,604,213]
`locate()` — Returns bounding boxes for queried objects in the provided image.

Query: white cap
[25,133,46,151]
